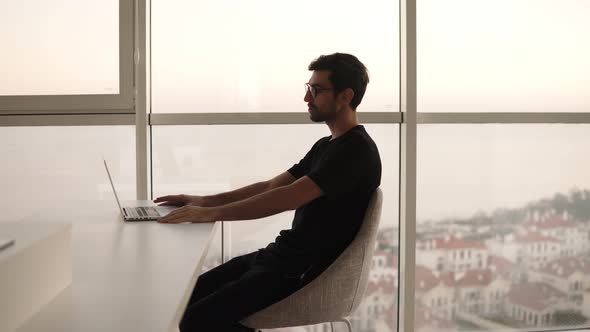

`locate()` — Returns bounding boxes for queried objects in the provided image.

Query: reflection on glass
[152,124,399,331]
[415,125,590,331]
[152,0,399,113]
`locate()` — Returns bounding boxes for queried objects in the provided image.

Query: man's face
[304,70,341,123]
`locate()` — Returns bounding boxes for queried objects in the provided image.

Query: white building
[512,232,562,269]
[418,267,456,320]
[348,279,395,332]
[521,216,588,257]
[418,235,488,273]
[507,282,566,327]
[530,256,590,311]
[439,237,488,273]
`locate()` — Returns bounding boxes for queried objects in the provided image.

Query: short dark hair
[308,53,369,110]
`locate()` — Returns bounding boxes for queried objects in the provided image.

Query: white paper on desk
[0,238,15,251]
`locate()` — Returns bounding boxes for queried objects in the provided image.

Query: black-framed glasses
[305,83,333,99]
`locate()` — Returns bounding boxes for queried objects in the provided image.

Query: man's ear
[339,88,355,106]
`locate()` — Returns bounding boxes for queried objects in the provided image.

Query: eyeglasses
[305,83,333,99]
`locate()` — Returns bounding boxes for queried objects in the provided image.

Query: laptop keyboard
[128,206,160,218]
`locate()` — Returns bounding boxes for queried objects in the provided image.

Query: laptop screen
[103,160,125,216]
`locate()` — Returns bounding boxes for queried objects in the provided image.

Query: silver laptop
[104,160,177,221]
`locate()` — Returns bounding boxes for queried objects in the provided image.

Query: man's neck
[326,111,360,140]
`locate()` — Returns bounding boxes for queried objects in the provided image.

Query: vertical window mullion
[399,0,417,331]
[135,0,149,200]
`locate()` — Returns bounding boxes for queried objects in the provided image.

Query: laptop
[104,160,177,221]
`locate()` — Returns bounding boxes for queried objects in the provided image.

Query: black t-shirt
[256,125,382,277]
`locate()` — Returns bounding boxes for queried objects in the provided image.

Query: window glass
[415,124,590,331]
[152,124,399,331]
[152,0,399,113]
[0,0,119,95]
[418,0,590,112]
[0,126,135,222]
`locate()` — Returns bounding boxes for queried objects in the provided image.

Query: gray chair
[241,188,383,332]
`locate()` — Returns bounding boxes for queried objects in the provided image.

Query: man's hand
[154,194,205,207]
[157,205,217,224]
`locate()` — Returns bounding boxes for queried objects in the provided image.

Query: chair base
[331,317,352,332]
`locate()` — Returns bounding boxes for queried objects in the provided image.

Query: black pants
[179,251,303,332]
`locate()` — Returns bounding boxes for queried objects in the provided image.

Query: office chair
[241,188,383,332]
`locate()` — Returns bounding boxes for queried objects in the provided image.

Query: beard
[308,105,339,123]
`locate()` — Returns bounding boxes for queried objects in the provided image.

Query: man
[155,53,382,332]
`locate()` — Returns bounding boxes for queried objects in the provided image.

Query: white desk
[9,200,218,332]
[0,222,72,332]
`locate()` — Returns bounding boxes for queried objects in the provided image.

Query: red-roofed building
[417,266,456,320]
[519,214,589,257]
[384,302,458,332]
[416,264,513,319]
[453,268,491,317]
[513,232,562,269]
[514,232,560,244]
[488,255,519,281]
[418,235,489,274]
[342,250,398,332]
[530,256,590,309]
[416,265,441,293]
[506,282,566,327]
[349,277,397,332]
[453,268,511,317]
[488,231,561,270]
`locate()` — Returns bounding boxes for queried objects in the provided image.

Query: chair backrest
[242,188,383,329]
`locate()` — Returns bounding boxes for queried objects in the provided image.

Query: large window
[412,1,590,331]
[3,0,590,332]
[0,0,134,113]
[415,125,590,331]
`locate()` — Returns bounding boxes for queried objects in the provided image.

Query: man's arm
[203,171,297,206]
[212,176,322,221]
[154,171,296,207]
[157,176,322,224]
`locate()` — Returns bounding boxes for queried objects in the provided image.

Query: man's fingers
[160,214,186,224]
[162,207,184,218]
[155,196,190,208]
[156,201,180,206]
[154,195,175,202]
[154,195,184,206]
[158,206,189,223]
